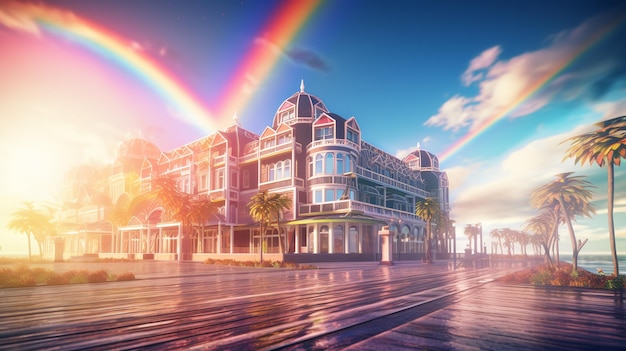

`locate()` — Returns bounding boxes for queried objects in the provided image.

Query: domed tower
[403,143,440,172]
[402,144,449,214]
[115,138,161,173]
[272,80,329,129]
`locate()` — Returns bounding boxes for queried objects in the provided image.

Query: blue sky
[1,0,625,256]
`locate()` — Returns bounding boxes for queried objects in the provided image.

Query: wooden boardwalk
[0,260,624,350]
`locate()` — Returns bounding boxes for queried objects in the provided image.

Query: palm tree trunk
[559,195,579,273]
[27,232,32,262]
[551,210,560,267]
[259,224,264,263]
[423,219,432,263]
[607,163,619,276]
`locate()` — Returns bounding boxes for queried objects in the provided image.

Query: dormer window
[314,126,334,140]
[279,108,295,123]
[262,139,275,149]
[277,133,291,145]
[315,107,325,118]
[346,128,359,144]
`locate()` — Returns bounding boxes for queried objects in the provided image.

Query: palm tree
[248,191,292,262]
[501,228,514,256]
[7,202,49,261]
[531,173,595,273]
[517,230,530,257]
[525,209,558,266]
[562,115,626,276]
[186,197,219,253]
[415,197,440,263]
[489,228,503,255]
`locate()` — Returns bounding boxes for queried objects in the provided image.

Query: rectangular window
[214,169,224,189]
[243,170,250,188]
[314,190,323,203]
[337,189,345,200]
[263,139,275,149]
[201,175,207,190]
[347,128,359,144]
[231,171,238,188]
[314,126,334,140]
[325,189,334,202]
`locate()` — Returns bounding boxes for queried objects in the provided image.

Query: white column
[329,226,334,254]
[230,225,234,254]
[217,222,222,254]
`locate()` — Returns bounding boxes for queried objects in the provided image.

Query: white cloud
[450,130,583,229]
[462,45,501,86]
[0,1,46,35]
[425,95,473,131]
[426,12,626,132]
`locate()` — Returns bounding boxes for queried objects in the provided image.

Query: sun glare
[3,133,69,202]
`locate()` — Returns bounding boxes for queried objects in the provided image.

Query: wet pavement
[0,259,624,350]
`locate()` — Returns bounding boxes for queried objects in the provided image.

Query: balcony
[299,199,423,223]
[259,142,302,158]
[356,166,430,197]
[307,139,360,152]
[213,154,225,165]
[258,177,304,191]
[208,189,225,200]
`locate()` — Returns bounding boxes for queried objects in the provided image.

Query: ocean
[561,254,626,275]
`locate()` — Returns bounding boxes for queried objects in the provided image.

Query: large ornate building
[48,82,450,262]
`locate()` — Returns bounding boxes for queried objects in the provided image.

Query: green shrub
[550,270,571,286]
[116,272,135,281]
[530,270,552,286]
[258,261,273,268]
[63,270,89,284]
[88,270,109,283]
[46,273,70,285]
[605,275,625,290]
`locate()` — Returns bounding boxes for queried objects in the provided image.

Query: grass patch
[0,265,135,288]
[203,258,316,270]
[498,262,624,290]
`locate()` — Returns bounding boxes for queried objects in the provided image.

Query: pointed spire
[232,112,239,126]
[416,142,421,150]
[300,79,305,93]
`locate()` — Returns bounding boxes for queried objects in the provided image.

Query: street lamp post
[452,220,456,270]
[478,223,483,254]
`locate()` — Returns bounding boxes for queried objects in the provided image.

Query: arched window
[269,163,275,181]
[336,154,344,175]
[345,154,352,173]
[333,225,344,253]
[319,225,329,253]
[349,226,358,253]
[315,154,323,175]
[308,157,313,178]
[325,153,334,174]
[276,161,283,180]
[284,159,291,178]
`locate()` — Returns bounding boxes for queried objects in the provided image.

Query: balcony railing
[258,177,305,191]
[356,166,430,197]
[259,142,302,157]
[307,139,360,152]
[298,199,423,223]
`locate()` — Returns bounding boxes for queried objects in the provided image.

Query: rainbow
[216,0,321,117]
[0,0,321,134]
[438,11,626,164]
